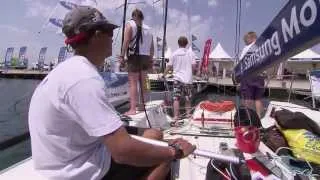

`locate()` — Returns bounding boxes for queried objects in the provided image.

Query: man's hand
[168,138,196,159]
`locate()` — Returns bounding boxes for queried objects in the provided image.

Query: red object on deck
[199,100,235,112]
[235,126,260,153]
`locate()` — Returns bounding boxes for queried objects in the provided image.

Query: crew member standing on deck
[239,31,265,118]
[119,8,154,115]
[164,36,197,122]
[28,6,195,180]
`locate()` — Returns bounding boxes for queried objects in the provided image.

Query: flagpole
[187,0,191,45]
[121,0,128,52]
[161,0,168,73]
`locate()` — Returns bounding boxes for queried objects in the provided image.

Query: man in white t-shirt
[28,6,195,180]
[164,36,196,122]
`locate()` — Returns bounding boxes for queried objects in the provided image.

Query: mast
[161,0,168,72]
[121,0,128,52]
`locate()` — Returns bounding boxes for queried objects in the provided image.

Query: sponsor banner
[18,46,27,66]
[4,47,14,67]
[58,46,68,63]
[234,0,320,82]
[38,47,48,66]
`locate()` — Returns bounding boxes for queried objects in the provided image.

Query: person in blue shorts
[239,31,265,118]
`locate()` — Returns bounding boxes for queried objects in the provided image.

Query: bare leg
[255,100,264,118]
[173,99,180,120]
[185,99,191,117]
[141,129,170,180]
[125,72,139,115]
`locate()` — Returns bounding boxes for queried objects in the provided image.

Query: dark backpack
[274,109,320,136]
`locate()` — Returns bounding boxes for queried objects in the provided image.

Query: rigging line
[238,0,242,58]
[234,0,239,61]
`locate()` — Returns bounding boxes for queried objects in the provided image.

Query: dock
[147,74,311,98]
[0,71,311,97]
[0,69,48,79]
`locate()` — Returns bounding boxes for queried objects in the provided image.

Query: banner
[45,0,98,33]
[4,47,14,67]
[18,46,27,66]
[200,39,212,75]
[57,46,68,63]
[234,0,320,82]
[38,47,48,67]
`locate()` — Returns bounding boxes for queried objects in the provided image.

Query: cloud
[0,25,29,34]
[208,0,218,7]
[245,1,252,8]
[191,15,201,23]
[24,0,52,18]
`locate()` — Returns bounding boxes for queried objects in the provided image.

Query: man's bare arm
[103,126,175,167]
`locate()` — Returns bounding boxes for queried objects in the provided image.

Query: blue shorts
[240,76,265,100]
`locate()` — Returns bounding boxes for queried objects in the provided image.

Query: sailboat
[1,0,320,179]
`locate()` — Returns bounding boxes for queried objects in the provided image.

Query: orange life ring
[199,100,235,112]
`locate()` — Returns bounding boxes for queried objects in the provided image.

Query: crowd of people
[28,6,264,180]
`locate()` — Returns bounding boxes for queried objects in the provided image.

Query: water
[0,79,40,171]
[0,79,312,171]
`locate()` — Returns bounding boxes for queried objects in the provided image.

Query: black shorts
[127,55,151,72]
[101,126,153,180]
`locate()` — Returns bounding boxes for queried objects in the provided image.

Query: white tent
[290,49,320,60]
[209,43,232,60]
[283,49,320,77]
[208,43,233,78]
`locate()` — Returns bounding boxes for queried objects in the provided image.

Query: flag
[44,0,98,33]
[59,0,97,10]
[59,0,78,10]
[200,39,212,74]
[192,34,197,41]
[192,43,200,52]
[49,18,63,28]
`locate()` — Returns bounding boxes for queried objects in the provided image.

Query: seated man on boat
[239,31,265,118]
[28,6,195,180]
[164,36,197,121]
[119,8,154,116]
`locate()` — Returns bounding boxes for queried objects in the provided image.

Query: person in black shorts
[119,9,154,115]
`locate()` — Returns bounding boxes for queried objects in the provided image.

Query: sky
[0,0,319,65]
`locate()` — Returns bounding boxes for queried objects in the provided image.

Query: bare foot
[124,110,137,116]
